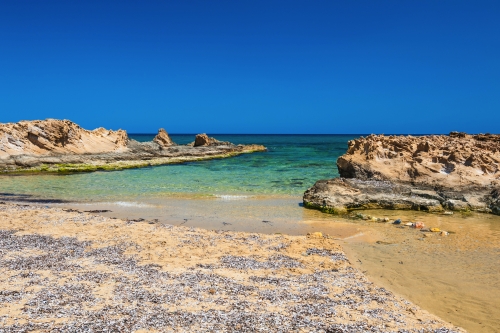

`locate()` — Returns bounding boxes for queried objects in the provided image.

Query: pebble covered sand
[0,203,465,332]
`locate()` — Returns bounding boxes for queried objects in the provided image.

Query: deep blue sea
[0,135,358,202]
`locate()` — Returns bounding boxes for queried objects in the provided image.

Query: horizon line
[128,132,458,136]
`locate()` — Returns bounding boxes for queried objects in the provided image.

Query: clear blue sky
[1,1,499,134]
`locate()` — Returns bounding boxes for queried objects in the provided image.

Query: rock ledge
[304,133,500,215]
[0,119,266,173]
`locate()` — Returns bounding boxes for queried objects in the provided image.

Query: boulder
[303,178,444,215]
[304,132,500,216]
[193,134,232,147]
[194,133,210,147]
[153,128,175,147]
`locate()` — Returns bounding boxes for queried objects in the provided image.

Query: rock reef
[0,119,266,173]
[304,133,500,215]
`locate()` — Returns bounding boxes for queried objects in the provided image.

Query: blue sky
[1,1,499,134]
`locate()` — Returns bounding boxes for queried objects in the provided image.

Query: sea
[0,134,357,202]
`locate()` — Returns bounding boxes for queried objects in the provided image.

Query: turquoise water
[0,135,357,202]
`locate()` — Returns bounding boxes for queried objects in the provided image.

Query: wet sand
[0,202,464,332]
[50,196,500,333]
[333,210,500,333]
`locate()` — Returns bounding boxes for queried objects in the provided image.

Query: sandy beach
[0,202,465,332]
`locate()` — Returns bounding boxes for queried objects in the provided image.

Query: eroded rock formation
[0,119,128,158]
[337,132,500,188]
[193,133,231,147]
[0,119,266,173]
[153,128,175,147]
[304,132,500,215]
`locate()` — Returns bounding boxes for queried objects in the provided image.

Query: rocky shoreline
[304,132,500,215]
[0,119,266,173]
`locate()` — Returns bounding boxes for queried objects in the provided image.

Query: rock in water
[0,119,267,173]
[303,132,500,216]
[194,133,210,147]
[153,128,175,147]
[193,133,232,147]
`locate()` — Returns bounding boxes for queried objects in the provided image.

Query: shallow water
[335,210,500,333]
[1,134,499,332]
[0,135,356,200]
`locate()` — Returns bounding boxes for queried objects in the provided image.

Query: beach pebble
[440,231,449,236]
[393,219,402,224]
[383,217,389,222]
[307,232,323,238]
[412,222,425,229]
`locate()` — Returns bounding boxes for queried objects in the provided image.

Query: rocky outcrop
[0,119,128,158]
[337,132,500,188]
[0,119,266,173]
[193,133,231,147]
[153,128,175,147]
[304,132,500,215]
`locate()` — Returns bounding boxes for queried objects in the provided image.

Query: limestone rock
[444,199,470,212]
[194,133,210,147]
[0,119,128,158]
[337,133,500,188]
[303,178,444,214]
[193,133,232,147]
[0,119,267,172]
[304,132,500,216]
[153,128,175,147]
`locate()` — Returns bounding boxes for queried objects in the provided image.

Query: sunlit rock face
[153,128,175,147]
[0,119,266,173]
[304,132,500,215]
[0,119,129,158]
[337,132,500,188]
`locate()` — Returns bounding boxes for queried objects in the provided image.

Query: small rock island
[304,132,500,215]
[0,119,266,173]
